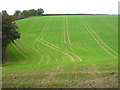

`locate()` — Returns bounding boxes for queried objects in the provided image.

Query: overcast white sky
[0,0,119,15]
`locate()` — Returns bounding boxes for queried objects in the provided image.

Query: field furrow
[11,42,28,59]
[83,18,118,56]
[43,39,82,62]
[65,17,72,46]
[102,19,118,33]
[37,39,75,62]
[14,41,36,63]
[104,18,118,30]
[81,18,117,58]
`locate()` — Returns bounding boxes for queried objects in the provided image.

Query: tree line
[13,8,44,20]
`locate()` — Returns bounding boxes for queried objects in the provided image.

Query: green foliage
[20,8,44,18]
[13,8,44,20]
[21,9,37,17]
[2,11,20,63]
[14,10,21,16]
[37,8,44,16]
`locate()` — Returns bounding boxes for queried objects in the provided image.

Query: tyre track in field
[31,19,52,64]
[104,22,118,32]
[39,19,52,40]
[13,40,36,64]
[28,34,75,62]
[84,18,118,56]
[36,39,75,62]
[11,42,28,59]
[81,19,114,57]
[42,40,82,62]
[65,17,72,46]
[63,18,67,44]
[102,18,119,33]
[64,17,82,62]
[104,18,118,30]
[81,18,117,58]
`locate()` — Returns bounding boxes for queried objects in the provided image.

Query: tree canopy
[2,11,20,63]
[37,8,44,16]
[13,8,44,20]
[14,10,21,16]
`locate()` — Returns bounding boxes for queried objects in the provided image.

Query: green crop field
[2,15,118,88]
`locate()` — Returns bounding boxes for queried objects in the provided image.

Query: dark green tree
[37,8,44,16]
[21,10,29,17]
[14,10,21,16]
[21,8,44,18]
[13,10,23,20]
[21,9,37,17]
[2,11,20,63]
[29,9,37,16]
